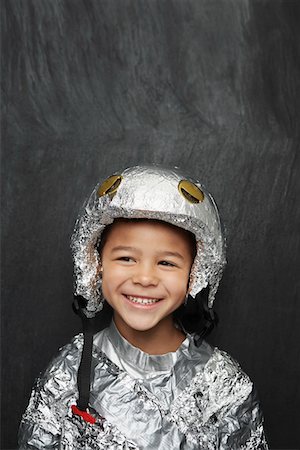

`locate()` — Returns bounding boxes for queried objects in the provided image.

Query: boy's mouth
[124,294,161,305]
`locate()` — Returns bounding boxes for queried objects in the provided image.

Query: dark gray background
[2,0,300,448]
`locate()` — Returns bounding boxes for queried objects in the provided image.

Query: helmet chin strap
[72,295,96,413]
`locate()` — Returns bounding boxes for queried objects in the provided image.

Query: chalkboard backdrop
[2,1,300,448]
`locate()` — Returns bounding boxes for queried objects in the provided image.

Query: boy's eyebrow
[111,246,140,253]
[157,251,184,260]
[110,247,184,259]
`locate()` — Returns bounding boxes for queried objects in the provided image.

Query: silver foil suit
[19,166,268,448]
[19,322,268,449]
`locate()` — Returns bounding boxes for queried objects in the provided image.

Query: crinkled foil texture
[71,166,226,317]
[19,330,268,449]
[18,335,138,450]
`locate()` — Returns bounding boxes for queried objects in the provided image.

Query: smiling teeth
[127,296,159,305]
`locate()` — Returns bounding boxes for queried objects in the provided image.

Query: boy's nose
[132,264,159,286]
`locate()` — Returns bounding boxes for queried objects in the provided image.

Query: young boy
[19,166,268,449]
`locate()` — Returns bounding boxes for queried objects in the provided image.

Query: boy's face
[101,220,194,336]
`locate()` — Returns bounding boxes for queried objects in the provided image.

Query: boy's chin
[125,319,160,332]
[116,314,166,334]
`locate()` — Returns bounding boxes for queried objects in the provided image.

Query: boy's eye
[159,260,176,267]
[117,256,134,262]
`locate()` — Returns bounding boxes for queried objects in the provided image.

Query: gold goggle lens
[178,180,204,204]
[97,175,122,197]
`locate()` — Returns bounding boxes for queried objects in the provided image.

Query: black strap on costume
[73,295,95,411]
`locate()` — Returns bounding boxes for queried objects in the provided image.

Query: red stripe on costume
[71,404,96,424]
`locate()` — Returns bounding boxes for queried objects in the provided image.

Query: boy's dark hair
[173,289,219,340]
[96,218,218,339]
[97,218,197,261]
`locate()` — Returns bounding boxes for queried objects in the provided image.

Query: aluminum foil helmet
[71,166,226,318]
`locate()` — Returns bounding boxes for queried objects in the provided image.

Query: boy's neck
[113,314,186,355]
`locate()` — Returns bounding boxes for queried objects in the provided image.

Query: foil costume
[19,166,268,449]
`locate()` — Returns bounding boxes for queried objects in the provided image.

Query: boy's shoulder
[183,339,254,416]
[200,340,253,392]
[48,333,83,365]
[205,343,250,379]
[38,329,109,390]
[196,338,248,375]
[38,333,84,392]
